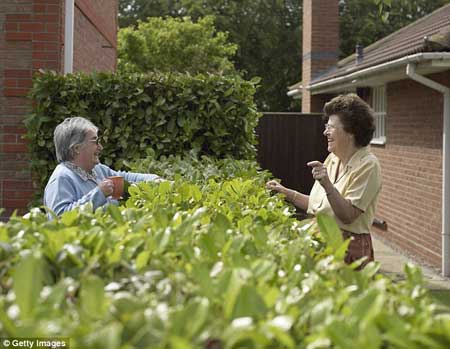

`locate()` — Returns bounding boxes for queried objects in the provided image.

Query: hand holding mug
[99,178,114,197]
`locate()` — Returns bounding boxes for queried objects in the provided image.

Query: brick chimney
[302,0,339,113]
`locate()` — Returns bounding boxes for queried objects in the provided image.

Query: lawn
[429,289,450,308]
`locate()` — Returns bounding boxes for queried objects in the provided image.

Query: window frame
[371,85,387,145]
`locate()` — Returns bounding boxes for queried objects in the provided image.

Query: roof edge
[306,52,450,93]
[341,4,450,66]
[332,4,450,72]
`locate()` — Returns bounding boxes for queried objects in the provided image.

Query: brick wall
[371,71,448,269]
[0,0,117,220]
[302,0,339,113]
[72,0,117,72]
[0,0,63,218]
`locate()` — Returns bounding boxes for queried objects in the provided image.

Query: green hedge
[127,149,268,184]
[1,156,450,348]
[25,71,261,199]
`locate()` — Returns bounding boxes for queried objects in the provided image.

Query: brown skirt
[342,230,374,270]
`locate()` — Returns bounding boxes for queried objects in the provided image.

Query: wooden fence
[256,112,328,195]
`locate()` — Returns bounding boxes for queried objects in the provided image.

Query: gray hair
[54,117,98,162]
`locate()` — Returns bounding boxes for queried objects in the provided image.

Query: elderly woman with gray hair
[44,117,161,218]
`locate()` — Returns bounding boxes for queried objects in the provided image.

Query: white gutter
[406,63,450,277]
[287,88,301,97]
[308,52,450,92]
[64,0,75,74]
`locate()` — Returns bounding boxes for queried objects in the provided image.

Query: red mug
[107,176,124,199]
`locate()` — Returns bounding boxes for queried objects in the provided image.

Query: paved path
[373,236,450,290]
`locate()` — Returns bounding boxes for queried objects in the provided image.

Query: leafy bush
[25,71,261,200]
[118,16,238,74]
[127,149,268,183]
[1,156,450,348]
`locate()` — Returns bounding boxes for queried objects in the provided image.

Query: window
[371,85,386,145]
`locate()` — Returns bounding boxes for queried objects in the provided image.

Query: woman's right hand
[98,179,114,197]
[266,180,286,194]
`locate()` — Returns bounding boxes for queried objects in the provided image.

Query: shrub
[25,71,261,200]
[1,156,450,348]
[118,16,238,75]
[127,149,269,183]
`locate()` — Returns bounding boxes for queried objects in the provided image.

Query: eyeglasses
[324,123,340,131]
[86,138,101,145]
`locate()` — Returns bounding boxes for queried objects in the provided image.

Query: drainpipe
[406,63,450,277]
[64,0,74,74]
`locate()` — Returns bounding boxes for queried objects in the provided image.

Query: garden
[2,4,450,347]
[0,69,450,348]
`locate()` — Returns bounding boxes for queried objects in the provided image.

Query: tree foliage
[118,16,237,74]
[175,0,302,111]
[118,0,302,111]
[373,0,450,13]
[341,0,450,57]
[119,0,176,27]
[118,0,450,111]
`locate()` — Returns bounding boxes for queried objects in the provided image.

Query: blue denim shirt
[44,162,160,218]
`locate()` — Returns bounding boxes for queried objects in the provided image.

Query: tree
[118,0,302,111]
[119,0,180,28]
[118,0,450,111]
[373,0,450,14]
[341,0,450,57]
[118,16,237,74]
[175,0,302,111]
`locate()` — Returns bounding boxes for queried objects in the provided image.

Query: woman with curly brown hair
[266,94,382,269]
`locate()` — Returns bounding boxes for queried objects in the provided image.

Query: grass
[429,289,450,308]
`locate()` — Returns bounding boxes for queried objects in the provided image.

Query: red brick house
[290,0,450,275]
[0,0,118,220]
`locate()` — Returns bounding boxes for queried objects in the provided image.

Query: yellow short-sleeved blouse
[307,146,382,235]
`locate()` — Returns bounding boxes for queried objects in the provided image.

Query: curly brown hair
[323,93,375,147]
